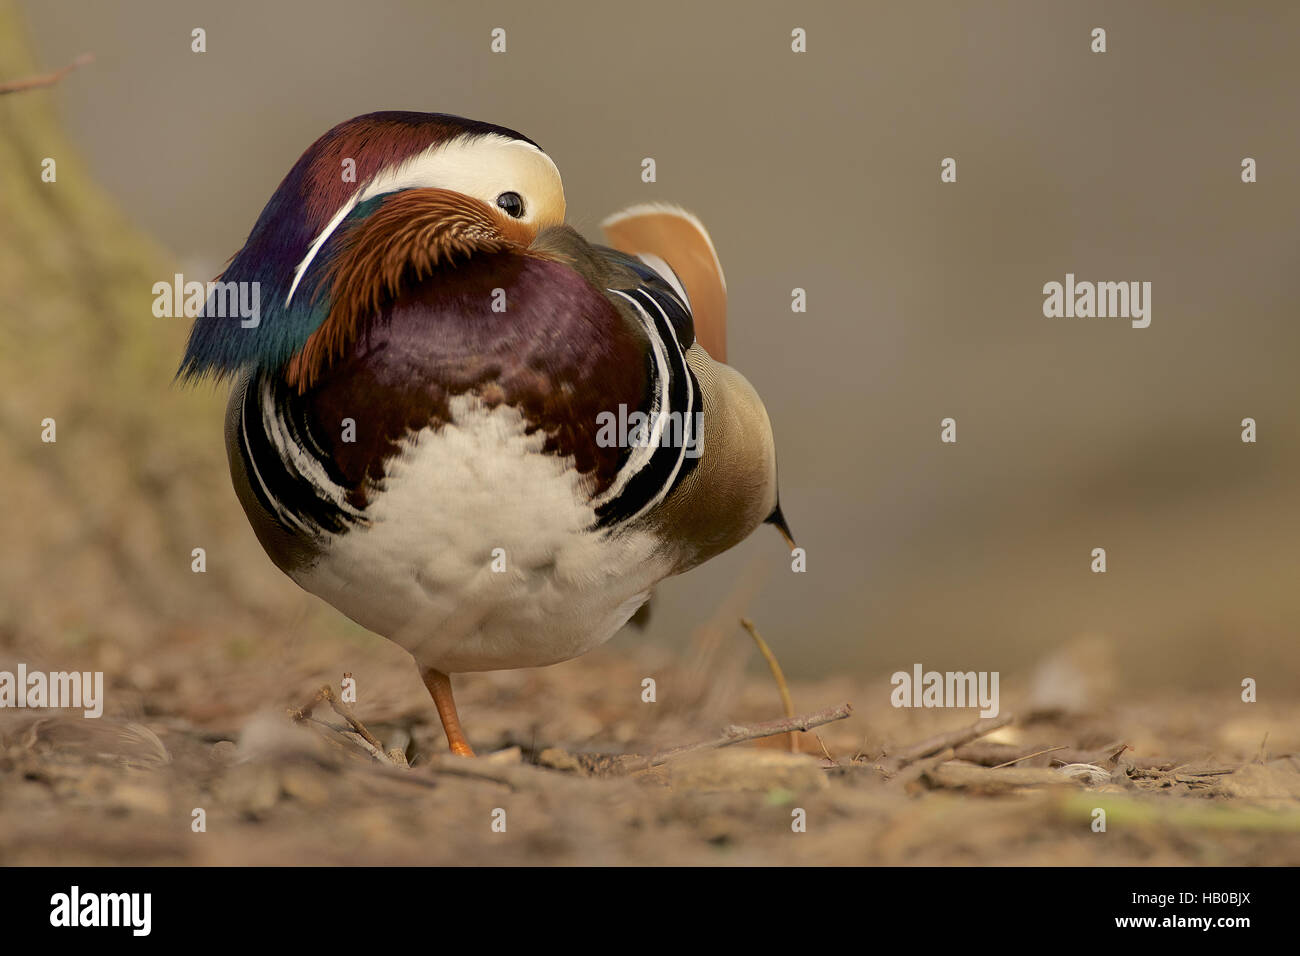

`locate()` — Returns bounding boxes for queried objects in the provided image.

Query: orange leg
[421,667,475,757]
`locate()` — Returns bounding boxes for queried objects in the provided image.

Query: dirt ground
[2,1,1299,868]
[2,623,1298,866]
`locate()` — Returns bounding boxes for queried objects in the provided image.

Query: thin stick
[290,681,389,758]
[740,618,796,752]
[891,713,1014,768]
[621,702,853,773]
[0,53,93,95]
[889,747,954,789]
[989,744,1067,770]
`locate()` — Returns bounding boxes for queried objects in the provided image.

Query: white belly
[292,396,673,672]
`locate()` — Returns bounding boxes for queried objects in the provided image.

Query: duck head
[178,110,566,389]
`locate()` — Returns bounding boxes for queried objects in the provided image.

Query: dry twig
[933,762,1090,791]
[740,617,797,752]
[620,703,853,773]
[0,53,93,95]
[291,681,404,766]
[888,712,1014,768]
[888,747,954,789]
[990,744,1067,770]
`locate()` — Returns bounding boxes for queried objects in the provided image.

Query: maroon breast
[288,251,651,512]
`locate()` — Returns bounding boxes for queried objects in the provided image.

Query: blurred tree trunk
[0,1,325,712]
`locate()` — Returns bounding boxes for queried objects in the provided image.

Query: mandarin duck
[180,111,792,757]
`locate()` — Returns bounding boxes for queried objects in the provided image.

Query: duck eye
[495,191,525,218]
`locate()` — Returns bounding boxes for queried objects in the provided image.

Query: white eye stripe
[285,134,564,307]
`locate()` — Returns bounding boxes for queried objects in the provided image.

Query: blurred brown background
[6,0,1299,700]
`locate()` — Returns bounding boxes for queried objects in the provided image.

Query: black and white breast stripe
[236,372,365,538]
[236,254,701,539]
[592,263,701,529]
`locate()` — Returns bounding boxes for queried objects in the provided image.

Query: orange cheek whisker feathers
[284,188,536,392]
